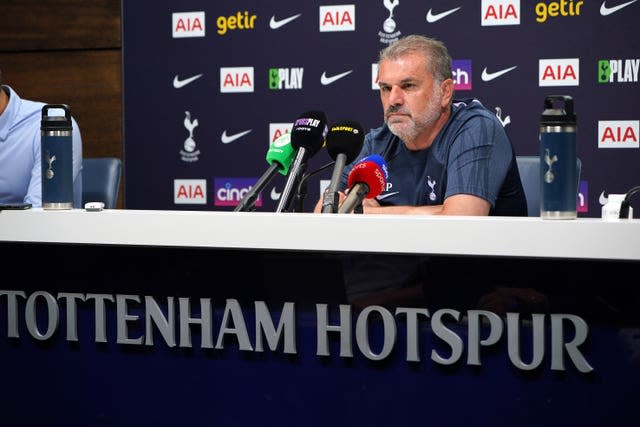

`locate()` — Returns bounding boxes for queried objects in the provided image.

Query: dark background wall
[0,0,124,208]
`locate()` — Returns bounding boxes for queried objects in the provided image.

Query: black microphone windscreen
[326,120,365,164]
[290,110,328,154]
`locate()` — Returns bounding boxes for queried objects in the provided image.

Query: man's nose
[388,86,404,106]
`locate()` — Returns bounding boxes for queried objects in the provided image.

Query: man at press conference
[314,35,528,309]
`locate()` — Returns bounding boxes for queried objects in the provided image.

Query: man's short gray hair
[379,35,452,84]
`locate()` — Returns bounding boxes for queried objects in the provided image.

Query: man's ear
[440,78,454,107]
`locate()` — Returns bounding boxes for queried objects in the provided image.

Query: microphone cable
[619,185,640,219]
[293,161,336,212]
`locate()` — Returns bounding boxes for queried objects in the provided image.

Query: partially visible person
[314,35,527,308]
[0,68,83,207]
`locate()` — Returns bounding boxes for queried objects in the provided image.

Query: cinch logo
[174,179,207,204]
[539,58,579,86]
[452,59,472,90]
[535,0,583,23]
[269,123,293,144]
[214,178,261,207]
[217,11,257,35]
[319,5,355,32]
[172,12,205,38]
[598,120,639,148]
[577,180,588,213]
[481,0,520,26]
[598,59,640,83]
[220,67,254,93]
[269,68,304,90]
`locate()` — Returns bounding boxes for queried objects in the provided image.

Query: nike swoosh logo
[269,13,302,29]
[270,187,281,200]
[173,74,203,89]
[599,191,608,205]
[320,70,353,85]
[481,66,517,82]
[221,129,252,144]
[600,0,638,16]
[426,7,461,23]
[376,191,399,201]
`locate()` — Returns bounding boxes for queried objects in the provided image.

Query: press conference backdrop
[122,1,639,215]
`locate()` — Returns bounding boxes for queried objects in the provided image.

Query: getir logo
[172,12,205,38]
[452,59,472,90]
[319,5,355,32]
[220,67,254,93]
[598,121,639,148]
[269,68,304,90]
[481,0,520,26]
[217,11,256,35]
[598,59,640,83]
[174,179,207,204]
[535,0,583,23]
[269,123,293,144]
[539,58,579,86]
[214,178,261,207]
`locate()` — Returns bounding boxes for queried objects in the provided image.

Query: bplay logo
[269,68,304,90]
[539,58,579,86]
[220,67,254,93]
[214,178,261,207]
[172,12,205,38]
[481,0,520,26]
[598,120,639,148]
[452,59,472,90]
[598,59,640,83]
[174,179,207,205]
[535,0,583,23]
[319,5,355,32]
[269,123,293,144]
[216,11,256,35]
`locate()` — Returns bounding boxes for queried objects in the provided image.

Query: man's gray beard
[387,85,442,144]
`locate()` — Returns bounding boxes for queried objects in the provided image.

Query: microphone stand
[234,163,280,212]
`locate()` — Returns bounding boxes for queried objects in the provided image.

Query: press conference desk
[1,208,639,260]
[1,209,639,426]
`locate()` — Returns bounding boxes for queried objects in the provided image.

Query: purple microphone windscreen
[290,110,328,155]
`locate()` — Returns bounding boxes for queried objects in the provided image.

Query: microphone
[276,110,328,212]
[234,132,295,212]
[321,120,365,213]
[338,154,388,214]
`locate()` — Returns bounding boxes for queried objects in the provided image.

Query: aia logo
[452,59,472,90]
[481,0,520,26]
[174,179,207,204]
[371,63,379,90]
[539,58,579,86]
[598,120,639,148]
[172,12,205,38]
[269,123,293,145]
[319,5,355,32]
[220,67,254,93]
